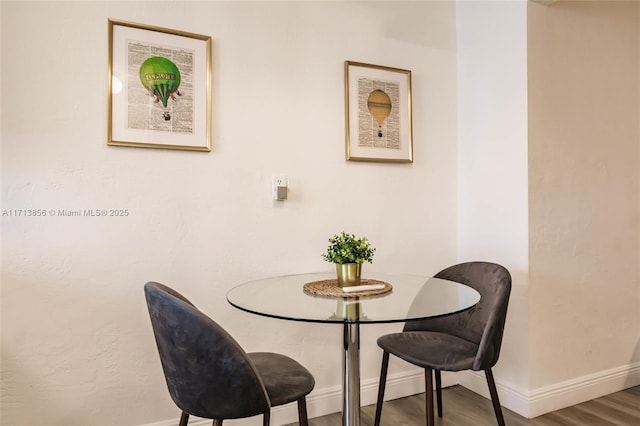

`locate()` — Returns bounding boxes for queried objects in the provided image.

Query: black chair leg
[262,410,270,426]
[212,419,223,426]
[179,412,189,426]
[485,369,505,426]
[425,368,434,426]
[435,370,443,418]
[374,351,390,426]
[297,397,309,426]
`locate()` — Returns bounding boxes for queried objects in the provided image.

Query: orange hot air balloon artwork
[367,90,392,138]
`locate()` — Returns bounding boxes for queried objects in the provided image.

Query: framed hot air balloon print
[108,19,212,151]
[344,61,413,163]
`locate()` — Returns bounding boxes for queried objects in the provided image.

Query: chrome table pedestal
[343,322,361,426]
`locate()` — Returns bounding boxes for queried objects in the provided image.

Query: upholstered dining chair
[144,282,315,426]
[374,262,512,426]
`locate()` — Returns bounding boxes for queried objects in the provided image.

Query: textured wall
[528,0,640,389]
[0,2,458,425]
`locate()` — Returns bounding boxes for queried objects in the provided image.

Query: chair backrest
[403,262,512,370]
[144,282,270,420]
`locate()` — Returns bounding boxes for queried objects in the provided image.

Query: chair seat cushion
[377,331,478,371]
[248,352,315,407]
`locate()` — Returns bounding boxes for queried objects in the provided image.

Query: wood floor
[287,385,640,426]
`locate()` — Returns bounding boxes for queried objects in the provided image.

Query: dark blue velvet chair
[374,262,511,426]
[144,282,315,426]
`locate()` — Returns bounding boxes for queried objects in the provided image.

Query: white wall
[0,1,459,425]
[457,0,640,418]
[456,0,530,411]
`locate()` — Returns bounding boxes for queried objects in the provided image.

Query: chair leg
[179,412,189,426]
[212,419,223,426]
[262,410,270,426]
[425,368,434,426]
[435,370,443,418]
[374,351,390,426]
[485,369,505,426]
[297,397,309,426]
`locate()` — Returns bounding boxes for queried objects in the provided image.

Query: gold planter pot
[336,263,362,287]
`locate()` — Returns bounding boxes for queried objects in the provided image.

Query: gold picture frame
[108,19,212,151]
[344,61,413,163]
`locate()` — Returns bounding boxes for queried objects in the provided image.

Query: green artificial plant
[322,232,375,265]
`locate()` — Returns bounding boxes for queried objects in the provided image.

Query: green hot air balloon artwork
[139,56,182,121]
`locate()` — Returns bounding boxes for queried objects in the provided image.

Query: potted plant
[322,232,375,287]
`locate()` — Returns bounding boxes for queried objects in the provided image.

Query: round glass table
[227,272,480,426]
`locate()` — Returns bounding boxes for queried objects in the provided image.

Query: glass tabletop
[227,272,480,324]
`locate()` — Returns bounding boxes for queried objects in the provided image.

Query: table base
[343,323,360,426]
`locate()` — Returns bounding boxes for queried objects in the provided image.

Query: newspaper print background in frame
[108,19,212,151]
[344,61,413,163]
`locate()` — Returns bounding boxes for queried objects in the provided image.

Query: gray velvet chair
[144,282,315,426]
[374,262,511,426]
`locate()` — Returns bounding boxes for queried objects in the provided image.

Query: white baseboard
[140,361,640,425]
[457,370,531,417]
[271,368,457,425]
[458,361,640,419]
[526,361,640,418]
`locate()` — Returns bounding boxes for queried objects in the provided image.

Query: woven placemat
[303,278,392,298]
